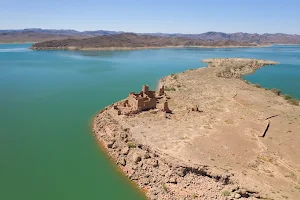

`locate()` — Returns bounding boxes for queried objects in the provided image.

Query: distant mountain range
[1,28,300,44]
[0,29,122,43]
[160,32,300,44]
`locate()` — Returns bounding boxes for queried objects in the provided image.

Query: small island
[93,58,300,199]
[29,33,261,50]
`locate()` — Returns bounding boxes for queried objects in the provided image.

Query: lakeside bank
[92,58,300,200]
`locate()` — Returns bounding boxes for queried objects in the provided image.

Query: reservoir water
[0,44,299,200]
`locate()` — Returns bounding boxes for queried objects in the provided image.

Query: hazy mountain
[1,28,300,44]
[149,32,300,44]
[0,29,121,43]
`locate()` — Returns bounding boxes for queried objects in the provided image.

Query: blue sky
[0,0,299,34]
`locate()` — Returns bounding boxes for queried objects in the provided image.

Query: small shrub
[192,193,199,198]
[162,184,168,192]
[222,190,231,196]
[165,86,176,91]
[270,88,281,95]
[287,99,299,106]
[244,80,251,84]
[289,172,296,178]
[216,71,222,77]
[224,119,233,124]
[170,74,178,79]
[254,84,261,88]
[127,142,136,148]
[295,185,300,191]
[284,94,292,100]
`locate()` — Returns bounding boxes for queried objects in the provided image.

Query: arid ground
[93,58,300,200]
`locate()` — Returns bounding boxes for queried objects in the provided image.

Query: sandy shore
[93,58,300,199]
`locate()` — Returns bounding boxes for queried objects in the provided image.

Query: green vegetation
[287,98,299,106]
[165,86,176,91]
[289,172,296,178]
[284,94,292,100]
[215,71,222,77]
[270,88,281,95]
[170,74,178,79]
[162,183,168,192]
[192,193,199,198]
[295,185,300,191]
[285,172,297,179]
[221,190,231,196]
[254,83,261,88]
[244,80,251,84]
[127,142,136,148]
[179,136,188,140]
[224,119,234,124]
[280,94,299,106]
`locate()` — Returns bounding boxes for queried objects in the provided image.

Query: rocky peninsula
[29,33,260,50]
[93,58,300,200]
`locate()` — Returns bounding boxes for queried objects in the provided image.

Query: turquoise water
[0,44,299,200]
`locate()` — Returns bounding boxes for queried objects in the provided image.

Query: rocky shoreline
[93,58,300,200]
[93,109,244,200]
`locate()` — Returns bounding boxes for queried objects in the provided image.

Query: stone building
[127,85,157,111]
[114,84,170,115]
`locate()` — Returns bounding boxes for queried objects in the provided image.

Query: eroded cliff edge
[93,58,300,200]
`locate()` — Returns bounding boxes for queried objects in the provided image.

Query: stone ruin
[113,85,171,115]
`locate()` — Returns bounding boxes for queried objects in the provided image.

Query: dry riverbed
[93,58,300,200]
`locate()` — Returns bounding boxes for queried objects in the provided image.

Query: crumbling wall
[141,98,157,111]
[157,85,165,96]
[116,85,168,115]
[128,93,139,110]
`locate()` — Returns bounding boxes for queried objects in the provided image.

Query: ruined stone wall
[146,91,156,98]
[126,86,158,112]
[143,98,157,111]
[157,85,164,96]
[137,97,156,111]
[128,93,139,110]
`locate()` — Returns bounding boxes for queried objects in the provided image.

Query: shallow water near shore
[0,43,299,200]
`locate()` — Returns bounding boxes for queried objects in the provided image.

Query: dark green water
[0,44,299,200]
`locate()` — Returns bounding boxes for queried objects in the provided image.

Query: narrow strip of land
[93,58,300,200]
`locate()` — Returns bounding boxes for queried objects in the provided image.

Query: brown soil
[93,58,300,200]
